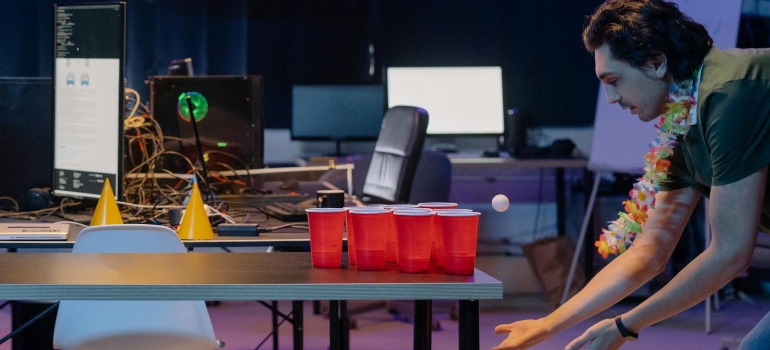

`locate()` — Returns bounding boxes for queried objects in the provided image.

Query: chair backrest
[53,224,219,350]
[406,149,452,203]
[71,225,188,253]
[362,106,429,203]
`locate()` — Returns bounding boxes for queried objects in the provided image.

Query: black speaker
[502,108,528,157]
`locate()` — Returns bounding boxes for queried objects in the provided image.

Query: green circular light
[177,92,209,122]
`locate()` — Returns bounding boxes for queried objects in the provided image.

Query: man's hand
[564,318,628,350]
[493,318,555,350]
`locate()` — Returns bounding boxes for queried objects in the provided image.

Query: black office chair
[360,105,429,203]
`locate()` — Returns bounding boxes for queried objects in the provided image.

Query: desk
[0,252,502,350]
[0,219,318,349]
[449,157,588,237]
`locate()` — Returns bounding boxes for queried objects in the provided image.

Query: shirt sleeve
[701,80,770,186]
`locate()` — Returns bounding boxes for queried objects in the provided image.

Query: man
[494,0,770,349]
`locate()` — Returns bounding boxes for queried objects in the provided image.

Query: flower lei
[595,79,697,258]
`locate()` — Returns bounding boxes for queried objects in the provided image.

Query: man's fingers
[494,324,512,334]
[564,331,592,350]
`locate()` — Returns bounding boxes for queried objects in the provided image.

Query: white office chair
[53,224,221,350]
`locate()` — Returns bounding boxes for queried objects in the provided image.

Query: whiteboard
[588,0,742,173]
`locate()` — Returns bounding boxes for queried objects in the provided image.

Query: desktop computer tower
[149,75,265,174]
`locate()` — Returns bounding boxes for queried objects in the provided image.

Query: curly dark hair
[583,0,713,83]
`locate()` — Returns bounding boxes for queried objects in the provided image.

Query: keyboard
[261,202,310,222]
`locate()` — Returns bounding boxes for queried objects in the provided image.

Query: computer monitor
[385,66,505,136]
[0,78,53,202]
[291,85,384,142]
[150,76,265,171]
[52,3,126,200]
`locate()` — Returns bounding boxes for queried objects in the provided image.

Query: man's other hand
[564,318,628,350]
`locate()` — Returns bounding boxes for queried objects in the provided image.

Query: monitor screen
[291,85,384,141]
[150,76,265,171]
[0,78,53,202]
[386,66,505,135]
[52,3,125,200]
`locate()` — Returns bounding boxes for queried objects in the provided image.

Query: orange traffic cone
[177,183,214,240]
[90,178,123,226]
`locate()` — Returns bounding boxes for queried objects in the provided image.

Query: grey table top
[0,252,502,301]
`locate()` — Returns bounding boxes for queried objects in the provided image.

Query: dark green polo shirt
[658,48,770,232]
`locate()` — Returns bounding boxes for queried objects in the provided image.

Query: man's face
[594,44,671,122]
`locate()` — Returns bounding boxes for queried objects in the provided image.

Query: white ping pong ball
[492,194,509,212]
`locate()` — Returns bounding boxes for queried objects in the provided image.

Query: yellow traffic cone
[177,183,214,240]
[90,178,124,226]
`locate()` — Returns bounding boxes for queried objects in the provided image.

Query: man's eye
[607,79,618,86]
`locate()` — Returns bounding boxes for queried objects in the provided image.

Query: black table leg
[414,300,432,350]
[459,300,479,350]
[556,167,566,237]
[272,300,279,350]
[340,300,349,350]
[313,300,321,315]
[329,300,340,350]
[292,300,303,350]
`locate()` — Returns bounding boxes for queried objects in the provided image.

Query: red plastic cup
[345,207,385,265]
[417,202,459,210]
[392,208,433,212]
[306,208,346,268]
[438,211,481,275]
[381,205,418,263]
[393,208,438,266]
[394,211,435,273]
[351,209,392,270]
[381,204,420,209]
[430,210,471,267]
[417,203,459,261]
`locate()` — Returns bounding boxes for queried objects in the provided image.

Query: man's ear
[646,52,668,78]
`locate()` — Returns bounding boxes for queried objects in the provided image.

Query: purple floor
[2,294,765,350]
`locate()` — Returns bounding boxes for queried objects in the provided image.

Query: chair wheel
[349,319,358,330]
[432,320,442,331]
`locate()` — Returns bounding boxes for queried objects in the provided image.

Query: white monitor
[385,66,505,135]
[52,4,125,199]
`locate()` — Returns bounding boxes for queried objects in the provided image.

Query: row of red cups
[305,202,481,275]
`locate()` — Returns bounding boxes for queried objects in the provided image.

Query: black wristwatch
[615,315,639,340]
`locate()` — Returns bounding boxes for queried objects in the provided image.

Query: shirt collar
[686,64,704,126]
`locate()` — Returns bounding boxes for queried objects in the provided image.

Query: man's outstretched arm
[566,167,766,350]
[493,186,701,350]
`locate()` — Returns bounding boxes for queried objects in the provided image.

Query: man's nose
[604,85,620,104]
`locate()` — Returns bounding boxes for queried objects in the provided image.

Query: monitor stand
[335,140,343,157]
